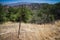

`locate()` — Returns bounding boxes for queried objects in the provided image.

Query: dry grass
[0,21,60,40]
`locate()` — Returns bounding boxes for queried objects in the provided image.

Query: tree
[37,4,55,24]
[8,7,18,22]
[17,5,33,39]
[0,4,8,23]
[54,2,60,19]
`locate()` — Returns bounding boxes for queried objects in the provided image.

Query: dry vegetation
[0,21,60,40]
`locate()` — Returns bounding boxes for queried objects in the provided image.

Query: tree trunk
[18,17,21,40]
[18,21,21,38]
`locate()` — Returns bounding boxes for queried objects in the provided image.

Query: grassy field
[0,21,60,40]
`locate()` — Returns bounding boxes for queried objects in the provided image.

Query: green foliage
[20,7,32,22]
[33,4,55,23]
[0,2,60,24]
[8,7,18,22]
[0,4,8,23]
[4,6,33,22]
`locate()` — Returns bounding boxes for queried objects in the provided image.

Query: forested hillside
[0,2,60,24]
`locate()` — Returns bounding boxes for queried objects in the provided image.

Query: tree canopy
[0,2,60,24]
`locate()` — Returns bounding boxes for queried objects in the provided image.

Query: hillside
[0,21,60,40]
[1,2,60,24]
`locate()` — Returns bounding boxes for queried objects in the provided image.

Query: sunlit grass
[0,20,60,40]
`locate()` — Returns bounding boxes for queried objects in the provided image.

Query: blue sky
[0,0,60,4]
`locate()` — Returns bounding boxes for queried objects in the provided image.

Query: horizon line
[1,1,60,5]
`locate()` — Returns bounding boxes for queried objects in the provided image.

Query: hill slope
[0,21,60,40]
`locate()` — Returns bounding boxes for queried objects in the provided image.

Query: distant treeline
[0,2,60,24]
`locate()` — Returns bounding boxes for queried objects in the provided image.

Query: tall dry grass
[0,21,60,40]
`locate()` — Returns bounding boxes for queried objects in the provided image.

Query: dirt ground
[0,21,60,40]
